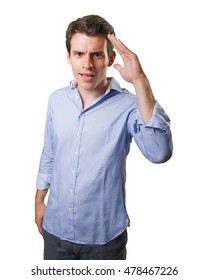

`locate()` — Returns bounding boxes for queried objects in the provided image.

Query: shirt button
[72,170,76,174]
[75,151,78,155]
[68,207,72,212]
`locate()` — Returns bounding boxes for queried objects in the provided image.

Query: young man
[35,15,173,260]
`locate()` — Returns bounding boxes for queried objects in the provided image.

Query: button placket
[67,112,85,239]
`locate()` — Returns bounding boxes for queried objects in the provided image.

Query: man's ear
[108,51,116,67]
[66,51,71,64]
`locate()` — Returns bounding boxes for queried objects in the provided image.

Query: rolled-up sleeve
[36,99,54,190]
[128,101,173,163]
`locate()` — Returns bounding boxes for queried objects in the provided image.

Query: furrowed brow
[91,51,104,55]
[72,50,84,54]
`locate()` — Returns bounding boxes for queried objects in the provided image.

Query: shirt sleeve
[127,101,173,163]
[36,98,54,190]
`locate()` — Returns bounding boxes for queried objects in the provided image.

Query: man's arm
[35,189,48,235]
[108,34,155,123]
[108,34,173,163]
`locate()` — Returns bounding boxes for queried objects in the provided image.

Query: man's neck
[78,80,110,110]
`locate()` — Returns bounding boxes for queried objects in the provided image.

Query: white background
[0,0,207,279]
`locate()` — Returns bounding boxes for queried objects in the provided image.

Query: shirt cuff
[36,172,50,190]
[142,101,171,133]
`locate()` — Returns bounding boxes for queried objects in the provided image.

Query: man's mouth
[80,73,95,81]
[80,73,95,77]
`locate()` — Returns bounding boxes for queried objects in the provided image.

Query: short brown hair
[66,15,115,57]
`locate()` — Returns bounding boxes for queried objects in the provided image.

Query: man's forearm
[35,189,48,235]
[35,189,48,205]
[133,75,156,124]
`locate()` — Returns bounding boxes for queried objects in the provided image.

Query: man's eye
[93,53,104,58]
[75,52,83,57]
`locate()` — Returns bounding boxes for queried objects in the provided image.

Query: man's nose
[83,54,93,70]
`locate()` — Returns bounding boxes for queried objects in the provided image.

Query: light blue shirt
[36,77,173,245]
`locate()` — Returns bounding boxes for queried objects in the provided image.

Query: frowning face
[67,33,115,96]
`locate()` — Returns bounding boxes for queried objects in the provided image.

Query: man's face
[67,33,115,94]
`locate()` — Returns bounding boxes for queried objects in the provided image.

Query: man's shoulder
[115,87,137,105]
[48,85,71,102]
[51,85,70,97]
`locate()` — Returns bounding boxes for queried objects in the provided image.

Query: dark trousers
[43,229,127,260]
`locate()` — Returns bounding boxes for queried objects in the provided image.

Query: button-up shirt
[36,77,173,245]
